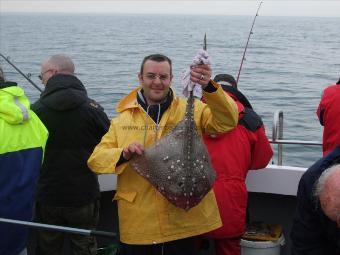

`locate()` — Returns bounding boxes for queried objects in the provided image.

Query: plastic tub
[241,234,285,255]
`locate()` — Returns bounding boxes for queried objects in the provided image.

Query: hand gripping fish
[130,39,215,211]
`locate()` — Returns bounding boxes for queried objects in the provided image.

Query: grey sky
[1,1,340,17]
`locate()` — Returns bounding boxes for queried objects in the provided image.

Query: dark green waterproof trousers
[34,201,99,255]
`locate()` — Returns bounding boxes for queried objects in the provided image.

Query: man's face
[138,60,172,105]
[39,62,56,86]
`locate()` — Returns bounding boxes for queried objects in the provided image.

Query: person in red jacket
[202,74,273,255]
[317,78,340,156]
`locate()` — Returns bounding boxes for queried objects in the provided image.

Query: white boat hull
[99,164,307,196]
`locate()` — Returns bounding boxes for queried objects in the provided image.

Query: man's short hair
[140,54,172,75]
[47,54,75,74]
[314,164,340,199]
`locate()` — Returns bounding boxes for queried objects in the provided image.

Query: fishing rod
[0,53,43,92]
[0,218,117,238]
[236,1,263,86]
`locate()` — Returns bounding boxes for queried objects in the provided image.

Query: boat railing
[269,110,322,165]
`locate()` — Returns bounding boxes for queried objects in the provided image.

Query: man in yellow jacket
[88,54,238,255]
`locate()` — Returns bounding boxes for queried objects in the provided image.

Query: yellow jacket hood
[0,86,31,125]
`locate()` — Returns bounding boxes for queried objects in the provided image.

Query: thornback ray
[130,91,216,211]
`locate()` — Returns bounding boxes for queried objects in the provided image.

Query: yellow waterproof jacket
[88,82,238,244]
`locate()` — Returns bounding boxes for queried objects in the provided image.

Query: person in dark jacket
[291,146,340,255]
[0,66,48,255]
[202,74,273,255]
[31,54,110,255]
[316,78,340,156]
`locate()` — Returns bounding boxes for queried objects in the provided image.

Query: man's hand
[190,64,212,89]
[122,142,144,160]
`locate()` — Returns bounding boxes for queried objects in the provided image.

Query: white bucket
[240,234,285,255]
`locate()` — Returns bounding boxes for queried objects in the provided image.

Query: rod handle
[91,230,117,238]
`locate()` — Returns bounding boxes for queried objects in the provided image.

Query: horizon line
[2,11,340,18]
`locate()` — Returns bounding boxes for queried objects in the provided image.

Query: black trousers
[34,201,99,255]
[119,237,198,255]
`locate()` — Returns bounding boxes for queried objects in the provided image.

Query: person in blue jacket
[0,66,48,255]
[291,146,340,255]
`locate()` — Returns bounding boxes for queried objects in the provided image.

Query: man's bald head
[40,54,75,85]
[315,164,340,227]
[46,54,75,74]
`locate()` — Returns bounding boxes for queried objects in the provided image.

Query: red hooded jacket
[204,91,273,238]
[317,83,340,156]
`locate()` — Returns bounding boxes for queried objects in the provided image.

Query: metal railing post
[272,110,284,165]
[269,110,322,165]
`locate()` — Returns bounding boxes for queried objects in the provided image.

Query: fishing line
[236,1,263,86]
[0,53,43,92]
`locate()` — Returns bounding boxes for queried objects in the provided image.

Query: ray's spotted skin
[130,91,215,211]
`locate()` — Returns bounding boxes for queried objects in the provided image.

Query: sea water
[1,13,339,166]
